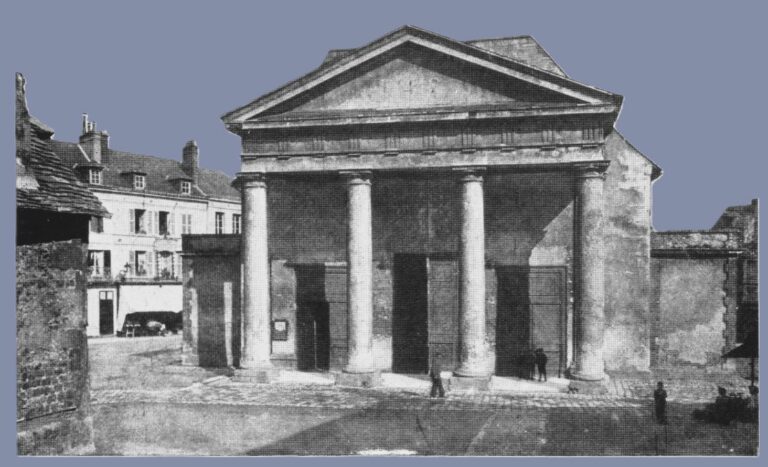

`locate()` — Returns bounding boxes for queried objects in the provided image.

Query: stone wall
[650,230,740,371]
[16,241,94,455]
[601,131,654,372]
[182,235,242,368]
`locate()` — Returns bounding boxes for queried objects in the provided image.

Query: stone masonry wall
[16,240,94,455]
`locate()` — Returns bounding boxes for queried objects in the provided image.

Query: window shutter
[128,250,135,274]
[129,209,135,234]
[168,213,175,236]
[154,211,160,235]
[147,251,155,278]
[104,251,111,270]
[145,211,153,235]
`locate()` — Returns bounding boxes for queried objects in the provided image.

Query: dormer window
[133,174,145,190]
[89,169,102,185]
[181,181,191,195]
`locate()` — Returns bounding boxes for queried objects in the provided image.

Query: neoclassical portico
[226,26,624,385]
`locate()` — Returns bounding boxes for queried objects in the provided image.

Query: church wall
[601,131,654,372]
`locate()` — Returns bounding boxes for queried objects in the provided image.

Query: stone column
[239,173,273,372]
[454,168,489,380]
[341,171,375,376]
[572,164,608,381]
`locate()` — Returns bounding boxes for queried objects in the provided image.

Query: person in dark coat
[654,381,668,424]
[429,352,445,398]
[534,348,548,382]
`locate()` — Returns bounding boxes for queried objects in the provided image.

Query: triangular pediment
[223,26,620,125]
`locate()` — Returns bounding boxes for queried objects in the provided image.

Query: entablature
[240,145,605,175]
[241,114,611,158]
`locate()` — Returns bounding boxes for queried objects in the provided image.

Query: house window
[134,251,149,277]
[215,212,224,234]
[156,251,176,279]
[131,209,147,234]
[181,181,191,195]
[232,214,241,234]
[133,174,145,190]
[89,169,102,185]
[87,250,111,277]
[181,214,193,234]
[158,211,173,236]
[89,216,104,233]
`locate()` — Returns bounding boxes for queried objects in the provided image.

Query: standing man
[654,381,668,424]
[535,348,548,382]
[429,352,445,398]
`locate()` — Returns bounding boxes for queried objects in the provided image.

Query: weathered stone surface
[651,258,730,368]
[16,241,94,455]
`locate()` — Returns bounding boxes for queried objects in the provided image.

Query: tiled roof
[51,140,240,201]
[17,123,109,217]
[322,35,567,77]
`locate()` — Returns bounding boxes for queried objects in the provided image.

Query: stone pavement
[89,335,755,411]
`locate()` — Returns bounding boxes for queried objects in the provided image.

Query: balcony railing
[89,267,179,283]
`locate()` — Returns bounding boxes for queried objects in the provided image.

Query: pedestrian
[654,381,668,424]
[429,352,445,398]
[535,348,548,382]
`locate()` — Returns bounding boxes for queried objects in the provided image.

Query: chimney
[79,113,108,163]
[182,140,199,185]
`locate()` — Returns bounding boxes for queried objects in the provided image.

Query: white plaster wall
[115,284,183,331]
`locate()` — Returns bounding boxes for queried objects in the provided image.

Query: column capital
[452,166,486,183]
[233,172,267,189]
[572,161,610,179]
[339,170,372,185]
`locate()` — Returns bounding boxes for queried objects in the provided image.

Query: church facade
[184,26,747,384]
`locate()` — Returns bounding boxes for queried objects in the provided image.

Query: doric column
[342,171,374,374]
[572,163,609,381]
[239,173,272,369]
[454,167,489,378]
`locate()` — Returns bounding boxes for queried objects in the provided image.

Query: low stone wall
[16,240,94,455]
[650,230,741,373]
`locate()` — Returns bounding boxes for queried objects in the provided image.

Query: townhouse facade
[55,116,240,336]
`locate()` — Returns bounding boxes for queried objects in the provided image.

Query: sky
[2,0,767,232]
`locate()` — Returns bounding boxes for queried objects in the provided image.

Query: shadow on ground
[92,398,758,456]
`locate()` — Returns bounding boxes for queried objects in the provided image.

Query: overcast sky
[3,0,766,231]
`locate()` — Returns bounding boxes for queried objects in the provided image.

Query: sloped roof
[321,35,567,77]
[15,73,109,217]
[51,140,240,201]
[17,125,110,217]
[223,25,620,125]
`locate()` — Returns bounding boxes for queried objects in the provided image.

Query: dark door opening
[496,267,566,378]
[392,254,429,374]
[296,301,330,371]
[99,290,114,335]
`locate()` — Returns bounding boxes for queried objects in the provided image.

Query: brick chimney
[182,140,199,185]
[79,113,109,163]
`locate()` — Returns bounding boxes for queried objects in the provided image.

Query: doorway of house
[495,266,567,378]
[296,301,330,371]
[392,254,460,374]
[99,290,114,335]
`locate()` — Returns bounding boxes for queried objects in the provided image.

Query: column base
[180,353,199,367]
[232,367,280,383]
[450,374,491,392]
[569,369,608,382]
[336,370,381,388]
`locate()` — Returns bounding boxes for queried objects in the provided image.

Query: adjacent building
[54,116,241,337]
